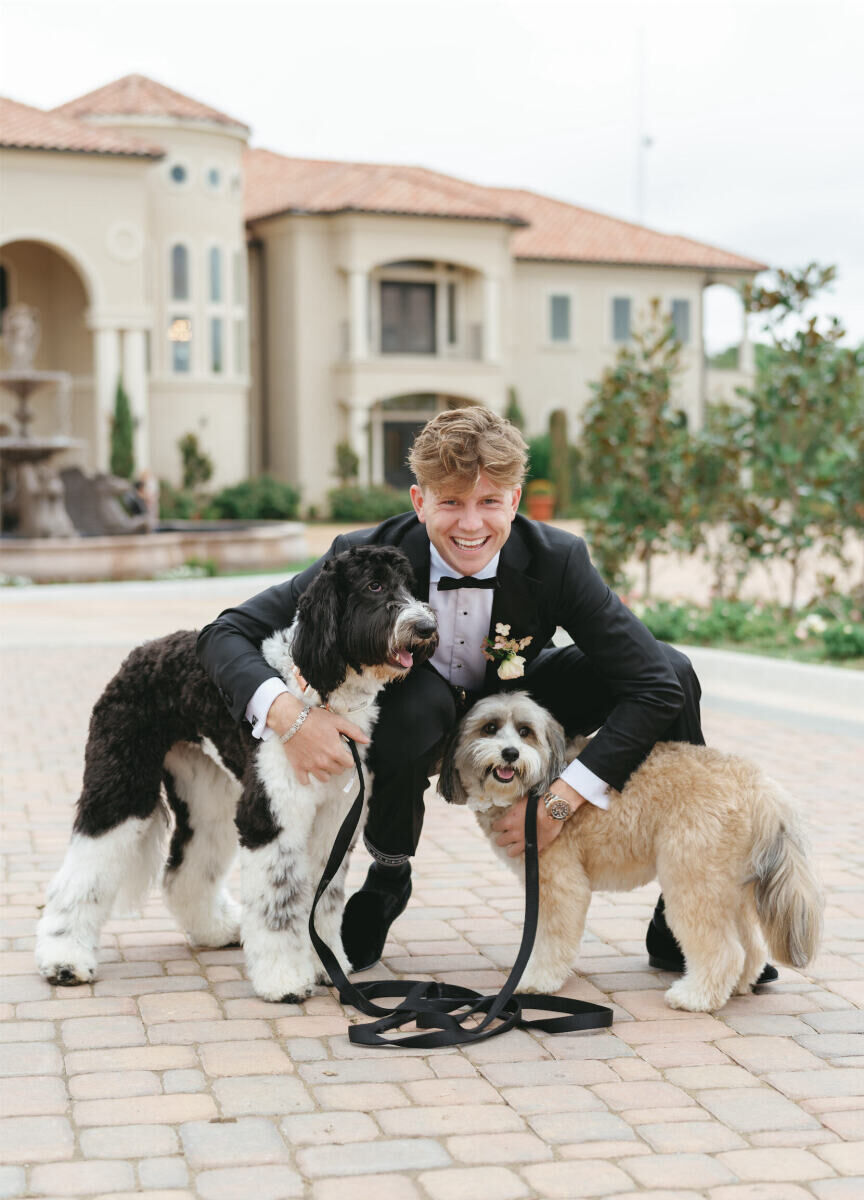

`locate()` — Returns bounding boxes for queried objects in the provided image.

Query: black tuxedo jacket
[196,513,685,789]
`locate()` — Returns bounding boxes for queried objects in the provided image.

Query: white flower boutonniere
[482,623,533,680]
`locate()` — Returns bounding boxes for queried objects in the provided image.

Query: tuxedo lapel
[484,527,543,690]
[399,521,431,599]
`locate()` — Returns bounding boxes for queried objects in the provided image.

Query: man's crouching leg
[342,667,457,971]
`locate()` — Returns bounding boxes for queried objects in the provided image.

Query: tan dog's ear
[436,729,468,805]
[544,715,569,788]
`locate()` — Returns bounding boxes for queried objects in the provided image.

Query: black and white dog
[35,546,438,1002]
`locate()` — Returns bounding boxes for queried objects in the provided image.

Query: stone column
[349,401,370,485]
[122,329,149,475]
[740,305,755,375]
[93,326,121,471]
[483,277,500,364]
[349,270,368,360]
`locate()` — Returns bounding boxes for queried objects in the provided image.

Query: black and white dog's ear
[436,728,468,806]
[292,559,347,702]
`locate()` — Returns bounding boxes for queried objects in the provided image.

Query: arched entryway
[0,239,93,452]
[370,394,482,488]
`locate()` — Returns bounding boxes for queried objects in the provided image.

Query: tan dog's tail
[750,784,822,968]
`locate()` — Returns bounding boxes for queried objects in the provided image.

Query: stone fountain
[0,304,81,537]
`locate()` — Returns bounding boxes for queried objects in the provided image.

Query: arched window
[209,247,222,303]
[171,244,189,301]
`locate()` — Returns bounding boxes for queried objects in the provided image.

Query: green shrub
[206,475,300,521]
[637,600,693,643]
[526,434,551,483]
[110,377,135,480]
[158,481,200,520]
[328,485,412,522]
[178,432,213,491]
[822,621,864,660]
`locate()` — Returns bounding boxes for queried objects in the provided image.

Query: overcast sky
[3,0,862,351]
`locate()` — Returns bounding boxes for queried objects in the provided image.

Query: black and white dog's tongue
[493,766,515,782]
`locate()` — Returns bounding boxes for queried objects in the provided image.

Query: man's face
[410,472,521,575]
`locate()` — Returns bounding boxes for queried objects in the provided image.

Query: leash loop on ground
[308,739,613,1048]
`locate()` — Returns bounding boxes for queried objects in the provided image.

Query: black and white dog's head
[291,545,438,701]
[438,692,567,812]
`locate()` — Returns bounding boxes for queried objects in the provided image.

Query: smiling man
[197,406,721,980]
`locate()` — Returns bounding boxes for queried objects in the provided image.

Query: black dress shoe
[646,895,778,986]
[341,861,412,972]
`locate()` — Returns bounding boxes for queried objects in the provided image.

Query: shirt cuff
[246,677,291,740]
[559,756,611,811]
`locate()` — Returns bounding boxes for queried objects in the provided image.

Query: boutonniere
[482,623,533,680]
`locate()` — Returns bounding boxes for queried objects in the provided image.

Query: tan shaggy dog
[438,692,822,1012]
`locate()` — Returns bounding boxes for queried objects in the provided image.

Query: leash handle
[308,739,613,1047]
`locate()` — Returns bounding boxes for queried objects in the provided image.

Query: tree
[731,264,864,611]
[548,408,570,516]
[110,376,134,480]
[505,386,525,431]
[178,432,213,491]
[580,300,691,596]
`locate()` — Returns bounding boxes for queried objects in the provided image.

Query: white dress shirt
[245,542,610,809]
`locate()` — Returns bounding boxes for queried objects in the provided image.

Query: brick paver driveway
[1,577,862,1199]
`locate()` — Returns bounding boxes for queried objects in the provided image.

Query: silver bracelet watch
[540,789,574,821]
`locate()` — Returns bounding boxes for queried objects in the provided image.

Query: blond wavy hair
[408,406,528,492]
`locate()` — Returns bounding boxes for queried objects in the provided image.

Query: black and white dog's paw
[184,893,243,948]
[35,932,98,987]
[247,956,319,1004]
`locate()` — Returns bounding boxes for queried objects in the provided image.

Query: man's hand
[266,693,369,786]
[492,779,586,857]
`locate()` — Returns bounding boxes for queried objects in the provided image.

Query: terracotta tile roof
[244,150,765,272]
[243,149,524,225]
[0,95,163,158]
[490,186,767,271]
[53,74,249,134]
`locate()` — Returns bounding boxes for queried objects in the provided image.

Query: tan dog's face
[439,692,567,812]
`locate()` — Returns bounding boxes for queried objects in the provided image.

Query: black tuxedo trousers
[364,641,704,864]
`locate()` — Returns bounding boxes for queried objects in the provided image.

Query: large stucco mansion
[0,74,766,508]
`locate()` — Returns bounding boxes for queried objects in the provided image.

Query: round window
[170,163,187,184]
[206,167,221,190]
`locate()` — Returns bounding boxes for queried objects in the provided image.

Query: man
[197,406,774,981]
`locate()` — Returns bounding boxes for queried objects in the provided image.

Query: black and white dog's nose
[501,746,520,763]
[413,617,437,639]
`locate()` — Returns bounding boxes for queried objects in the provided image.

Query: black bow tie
[437,575,499,591]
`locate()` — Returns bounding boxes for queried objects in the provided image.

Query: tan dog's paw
[665,978,724,1012]
[518,963,571,994]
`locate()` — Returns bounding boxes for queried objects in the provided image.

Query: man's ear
[410,484,426,523]
[510,485,522,516]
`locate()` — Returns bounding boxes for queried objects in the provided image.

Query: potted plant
[525,478,556,521]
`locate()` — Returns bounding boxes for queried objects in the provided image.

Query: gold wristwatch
[540,790,573,821]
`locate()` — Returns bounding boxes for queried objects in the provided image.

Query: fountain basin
[0,520,308,582]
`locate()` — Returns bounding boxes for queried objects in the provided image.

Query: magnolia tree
[731,264,864,611]
[580,300,693,596]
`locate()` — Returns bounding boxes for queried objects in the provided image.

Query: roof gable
[52,73,249,133]
[0,95,163,158]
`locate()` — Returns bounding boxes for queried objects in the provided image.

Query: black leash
[308,740,613,1048]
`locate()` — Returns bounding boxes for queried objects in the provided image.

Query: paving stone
[417,1165,530,1199]
[403,1078,502,1105]
[79,1124,179,1158]
[64,1045,198,1074]
[74,1094,217,1126]
[521,1160,635,1196]
[0,1074,67,1115]
[636,1042,732,1068]
[0,1115,74,1164]
[625,1153,737,1188]
[479,1060,616,1086]
[60,1015,146,1050]
[815,1141,864,1172]
[0,1043,62,1076]
[698,1087,821,1132]
[198,1041,294,1078]
[376,1103,524,1137]
[445,1131,552,1164]
[717,1147,833,1181]
[311,1175,421,1200]
[0,1166,25,1198]
[195,1165,304,1198]
[299,1060,432,1085]
[29,1159,136,1194]
[163,1069,207,1094]
[499,1084,606,1114]
[148,1019,269,1044]
[804,1012,864,1033]
[280,1111,379,1145]
[765,1069,864,1099]
[138,1157,189,1188]
[810,1181,864,1199]
[591,1080,697,1111]
[723,1035,829,1073]
[638,1121,747,1153]
[297,1138,451,1176]
[797,1034,864,1058]
[0,1021,55,1044]
[212,1075,314,1116]
[534,1033,635,1060]
[68,1069,161,1099]
[663,1065,763,1089]
[820,1111,864,1139]
[708,1186,816,1200]
[526,1111,636,1144]
[137,991,222,1023]
[179,1117,289,1167]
